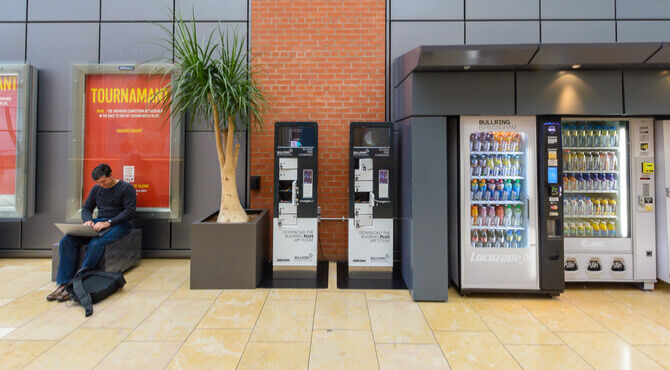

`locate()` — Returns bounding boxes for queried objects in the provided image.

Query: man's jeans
[56,218,131,285]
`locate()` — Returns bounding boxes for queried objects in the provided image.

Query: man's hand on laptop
[83,221,94,227]
[92,221,111,232]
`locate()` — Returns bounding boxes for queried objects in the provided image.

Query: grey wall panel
[623,70,670,115]
[541,21,615,44]
[100,22,171,63]
[170,131,248,250]
[407,72,515,117]
[132,219,170,250]
[27,23,99,132]
[176,0,247,21]
[390,0,463,20]
[393,72,413,121]
[466,21,539,45]
[410,117,448,301]
[0,0,26,21]
[617,0,670,19]
[0,24,26,61]
[541,0,614,19]
[101,0,173,21]
[390,22,464,62]
[0,222,21,249]
[22,132,68,249]
[517,70,623,115]
[618,21,670,43]
[28,0,99,21]
[466,0,539,20]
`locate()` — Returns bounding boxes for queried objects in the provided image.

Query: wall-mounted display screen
[353,127,389,147]
[276,127,316,148]
[0,74,18,210]
[82,74,171,209]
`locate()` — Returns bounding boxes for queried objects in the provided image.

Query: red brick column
[250,0,386,260]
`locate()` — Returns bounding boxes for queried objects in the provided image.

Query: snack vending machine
[348,122,394,279]
[562,118,656,289]
[451,115,564,295]
[273,122,318,279]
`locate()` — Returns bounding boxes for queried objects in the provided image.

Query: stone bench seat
[51,229,142,282]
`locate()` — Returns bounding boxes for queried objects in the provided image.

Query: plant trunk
[216,117,248,223]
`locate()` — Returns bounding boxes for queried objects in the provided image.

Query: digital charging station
[273,122,319,279]
[348,122,394,279]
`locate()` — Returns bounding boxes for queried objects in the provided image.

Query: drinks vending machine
[348,122,394,279]
[562,118,656,289]
[450,115,564,295]
[273,122,318,279]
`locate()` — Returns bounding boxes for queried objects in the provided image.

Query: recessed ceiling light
[571,64,581,69]
[463,65,471,70]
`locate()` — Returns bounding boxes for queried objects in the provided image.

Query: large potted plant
[157,15,269,289]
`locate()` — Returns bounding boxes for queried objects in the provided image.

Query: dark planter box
[190,209,269,289]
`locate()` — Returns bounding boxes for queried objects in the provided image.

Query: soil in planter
[204,212,260,223]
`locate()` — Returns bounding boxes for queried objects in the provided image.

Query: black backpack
[66,268,126,317]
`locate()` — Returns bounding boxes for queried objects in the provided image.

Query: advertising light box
[68,65,183,221]
[0,64,37,219]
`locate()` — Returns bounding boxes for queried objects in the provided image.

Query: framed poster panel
[0,64,37,219]
[68,64,183,221]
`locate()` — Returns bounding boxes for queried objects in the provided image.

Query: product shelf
[564,215,618,219]
[471,176,524,180]
[563,147,619,151]
[564,189,618,194]
[470,151,524,155]
[471,226,525,231]
[471,200,524,205]
[564,170,618,174]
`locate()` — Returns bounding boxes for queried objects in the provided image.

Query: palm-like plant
[157,15,268,223]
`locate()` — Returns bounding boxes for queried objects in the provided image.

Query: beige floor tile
[0,265,39,283]
[238,342,310,370]
[559,332,663,369]
[268,289,317,300]
[506,344,590,370]
[561,284,619,307]
[376,344,449,370]
[198,290,268,329]
[611,291,670,331]
[25,328,128,370]
[636,345,670,369]
[579,302,670,345]
[250,299,314,342]
[0,340,56,368]
[97,341,182,370]
[169,279,221,300]
[0,298,13,307]
[309,330,378,369]
[121,268,153,290]
[83,291,170,328]
[4,302,91,340]
[365,290,412,301]
[419,300,488,331]
[0,290,57,327]
[367,301,434,344]
[0,327,15,338]
[126,299,212,341]
[434,331,520,369]
[0,258,50,267]
[328,261,337,290]
[37,281,58,292]
[0,271,52,299]
[313,292,370,330]
[470,299,561,345]
[167,328,251,369]
[132,265,189,292]
[519,299,607,332]
[139,258,189,268]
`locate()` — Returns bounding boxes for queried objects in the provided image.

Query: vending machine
[450,115,564,295]
[273,122,318,279]
[348,122,394,279]
[655,120,670,284]
[562,118,656,289]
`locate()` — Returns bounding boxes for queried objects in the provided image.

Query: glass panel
[0,73,19,212]
[562,120,629,238]
[277,127,316,148]
[468,131,528,248]
[352,127,389,147]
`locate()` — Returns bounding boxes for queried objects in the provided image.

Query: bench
[51,229,142,282]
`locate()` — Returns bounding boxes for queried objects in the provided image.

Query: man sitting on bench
[47,163,136,301]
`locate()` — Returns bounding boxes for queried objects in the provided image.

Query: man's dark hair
[92,163,112,180]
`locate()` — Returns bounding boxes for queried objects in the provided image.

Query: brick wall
[250,0,386,260]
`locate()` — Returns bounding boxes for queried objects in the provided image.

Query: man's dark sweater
[81,180,137,225]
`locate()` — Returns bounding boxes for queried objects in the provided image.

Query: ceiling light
[571,64,581,69]
[463,65,471,70]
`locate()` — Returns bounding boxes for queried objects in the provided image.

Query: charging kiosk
[348,122,394,278]
[273,122,318,279]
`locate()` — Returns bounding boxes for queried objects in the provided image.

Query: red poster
[0,74,18,199]
[83,74,171,208]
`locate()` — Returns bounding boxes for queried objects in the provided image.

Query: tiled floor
[1,258,670,369]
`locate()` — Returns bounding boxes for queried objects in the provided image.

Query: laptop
[55,223,103,237]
